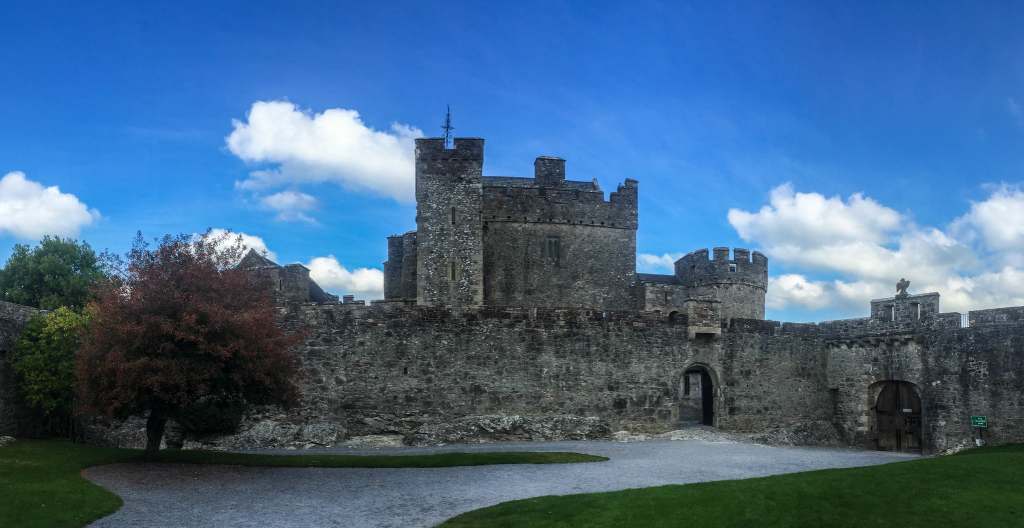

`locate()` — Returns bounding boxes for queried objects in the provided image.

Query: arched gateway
[871,380,922,452]
[680,365,715,426]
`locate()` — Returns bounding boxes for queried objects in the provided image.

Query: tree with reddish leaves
[76,232,301,457]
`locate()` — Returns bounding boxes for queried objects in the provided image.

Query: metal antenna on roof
[441,105,454,148]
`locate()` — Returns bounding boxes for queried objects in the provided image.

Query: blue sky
[2,1,1023,321]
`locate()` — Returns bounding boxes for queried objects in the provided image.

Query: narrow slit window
[450,261,457,281]
[544,236,561,265]
[451,207,457,225]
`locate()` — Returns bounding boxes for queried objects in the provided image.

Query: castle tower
[675,247,767,320]
[415,137,485,307]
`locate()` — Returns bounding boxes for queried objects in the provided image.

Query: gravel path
[85,440,914,528]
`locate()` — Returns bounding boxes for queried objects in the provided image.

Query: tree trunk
[145,410,167,459]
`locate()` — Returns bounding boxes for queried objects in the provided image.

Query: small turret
[675,247,768,320]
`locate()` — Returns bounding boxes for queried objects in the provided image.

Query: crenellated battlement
[414,137,485,160]
[481,176,638,229]
[674,247,768,289]
[670,247,768,320]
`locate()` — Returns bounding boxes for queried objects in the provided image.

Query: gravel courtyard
[84,439,914,528]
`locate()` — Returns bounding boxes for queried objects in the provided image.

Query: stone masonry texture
[0,137,1021,455]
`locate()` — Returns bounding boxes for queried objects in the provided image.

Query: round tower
[674,247,768,320]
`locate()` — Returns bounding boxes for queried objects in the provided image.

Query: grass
[0,440,607,528]
[442,444,1024,528]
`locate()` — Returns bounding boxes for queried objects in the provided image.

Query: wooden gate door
[874,381,922,452]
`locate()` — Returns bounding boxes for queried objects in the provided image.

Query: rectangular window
[544,236,560,265]
[729,263,737,273]
[449,260,457,281]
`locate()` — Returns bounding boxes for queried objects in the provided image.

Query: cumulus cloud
[730,183,1024,316]
[260,190,318,223]
[227,100,422,202]
[306,255,384,299]
[637,253,684,272]
[728,183,902,247]
[950,184,1024,265]
[201,228,278,262]
[767,274,830,310]
[0,171,100,239]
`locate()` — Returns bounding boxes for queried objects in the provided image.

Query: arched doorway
[680,366,715,426]
[871,381,922,452]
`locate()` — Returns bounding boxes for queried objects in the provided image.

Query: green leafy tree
[11,307,90,434]
[0,236,108,310]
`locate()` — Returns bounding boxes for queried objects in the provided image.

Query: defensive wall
[221,294,1020,453]
[0,295,1020,453]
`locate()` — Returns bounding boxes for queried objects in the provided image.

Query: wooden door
[874,381,922,452]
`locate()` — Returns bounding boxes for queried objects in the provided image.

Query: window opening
[544,236,560,265]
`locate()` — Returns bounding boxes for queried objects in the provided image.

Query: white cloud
[202,228,277,262]
[0,171,100,239]
[730,183,1024,316]
[227,101,422,202]
[767,274,831,310]
[260,190,318,223]
[637,253,683,273]
[307,255,384,299]
[728,183,902,247]
[950,184,1024,264]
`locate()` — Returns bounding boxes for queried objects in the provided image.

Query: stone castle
[1,137,1022,454]
[380,137,765,321]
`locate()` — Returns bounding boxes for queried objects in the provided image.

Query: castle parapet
[482,177,637,229]
[674,247,768,289]
[415,137,484,160]
[969,306,1024,326]
[869,292,940,322]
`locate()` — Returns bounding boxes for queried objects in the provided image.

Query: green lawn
[0,440,607,528]
[442,444,1024,528]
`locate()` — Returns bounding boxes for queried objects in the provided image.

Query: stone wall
[477,161,637,310]
[482,222,636,310]
[246,301,1020,453]
[0,301,39,436]
[5,289,1019,454]
[172,305,849,448]
[825,320,1024,453]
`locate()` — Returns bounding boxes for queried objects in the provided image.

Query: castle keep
[1,137,1021,455]
[382,138,766,320]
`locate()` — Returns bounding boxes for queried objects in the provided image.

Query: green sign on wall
[971,416,988,428]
